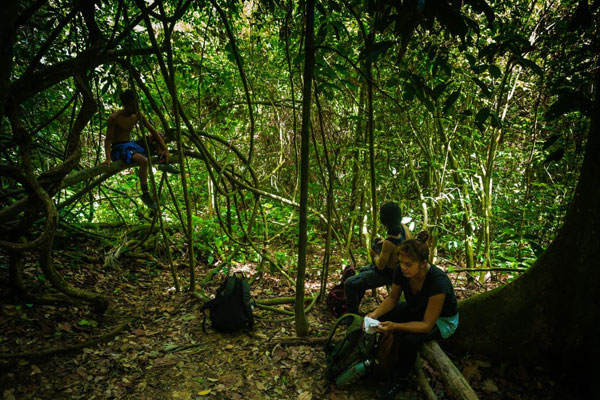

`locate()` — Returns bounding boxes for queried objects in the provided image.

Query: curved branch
[0,319,130,360]
[208,0,255,163]
[9,47,161,106]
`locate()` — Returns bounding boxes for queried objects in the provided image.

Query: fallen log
[420,341,478,400]
[415,354,438,400]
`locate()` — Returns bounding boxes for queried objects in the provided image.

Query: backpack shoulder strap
[324,313,362,350]
[240,278,254,330]
[200,276,237,333]
[201,276,236,310]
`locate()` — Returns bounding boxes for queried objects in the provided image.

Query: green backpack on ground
[324,313,377,384]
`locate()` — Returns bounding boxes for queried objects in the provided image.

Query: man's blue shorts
[110,139,147,164]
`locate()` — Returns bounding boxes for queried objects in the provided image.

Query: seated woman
[366,231,458,400]
[344,202,412,314]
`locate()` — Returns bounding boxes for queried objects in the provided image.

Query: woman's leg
[376,303,434,399]
[344,266,393,313]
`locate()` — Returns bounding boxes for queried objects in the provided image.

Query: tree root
[256,294,318,323]
[268,336,329,346]
[255,296,313,305]
[255,303,294,315]
[254,296,316,315]
[0,319,131,360]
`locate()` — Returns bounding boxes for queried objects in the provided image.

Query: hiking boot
[376,376,409,400]
[157,163,180,174]
[140,192,157,210]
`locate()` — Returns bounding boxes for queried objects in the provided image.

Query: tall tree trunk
[294,0,315,337]
[0,0,17,117]
[366,41,377,244]
[447,70,600,396]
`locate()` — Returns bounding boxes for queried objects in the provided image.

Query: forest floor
[0,233,569,400]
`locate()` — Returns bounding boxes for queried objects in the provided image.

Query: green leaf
[515,57,542,75]
[331,62,347,75]
[465,53,477,68]
[387,77,399,87]
[403,85,416,101]
[528,240,545,258]
[224,42,237,64]
[488,64,502,79]
[361,40,396,63]
[490,113,502,128]
[472,77,491,97]
[164,343,179,351]
[443,89,461,114]
[414,89,435,112]
[78,319,98,327]
[475,107,491,127]
[432,81,450,100]
[544,91,592,120]
[465,0,496,27]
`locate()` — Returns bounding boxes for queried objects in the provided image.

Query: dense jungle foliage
[0,0,598,398]
[3,0,593,278]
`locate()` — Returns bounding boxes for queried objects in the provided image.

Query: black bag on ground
[326,265,356,317]
[200,276,254,333]
[324,313,377,384]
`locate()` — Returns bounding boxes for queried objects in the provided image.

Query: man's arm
[140,113,169,162]
[403,224,413,240]
[104,116,116,165]
[373,240,395,270]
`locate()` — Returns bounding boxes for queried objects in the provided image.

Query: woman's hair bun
[416,231,431,246]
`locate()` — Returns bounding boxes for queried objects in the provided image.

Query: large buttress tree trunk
[447,71,600,394]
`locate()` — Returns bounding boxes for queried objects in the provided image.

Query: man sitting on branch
[103,89,178,209]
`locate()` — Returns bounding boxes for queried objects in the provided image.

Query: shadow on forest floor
[0,235,567,400]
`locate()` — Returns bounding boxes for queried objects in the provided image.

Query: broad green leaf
[516,57,542,75]
[472,77,491,97]
[528,240,545,258]
[403,85,416,101]
[443,89,461,114]
[465,53,477,67]
[488,64,502,79]
[361,40,396,63]
[432,81,450,100]
[475,107,491,127]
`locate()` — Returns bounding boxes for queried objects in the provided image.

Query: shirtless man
[104,89,178,209]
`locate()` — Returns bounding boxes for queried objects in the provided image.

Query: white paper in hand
[363,316,380,334]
